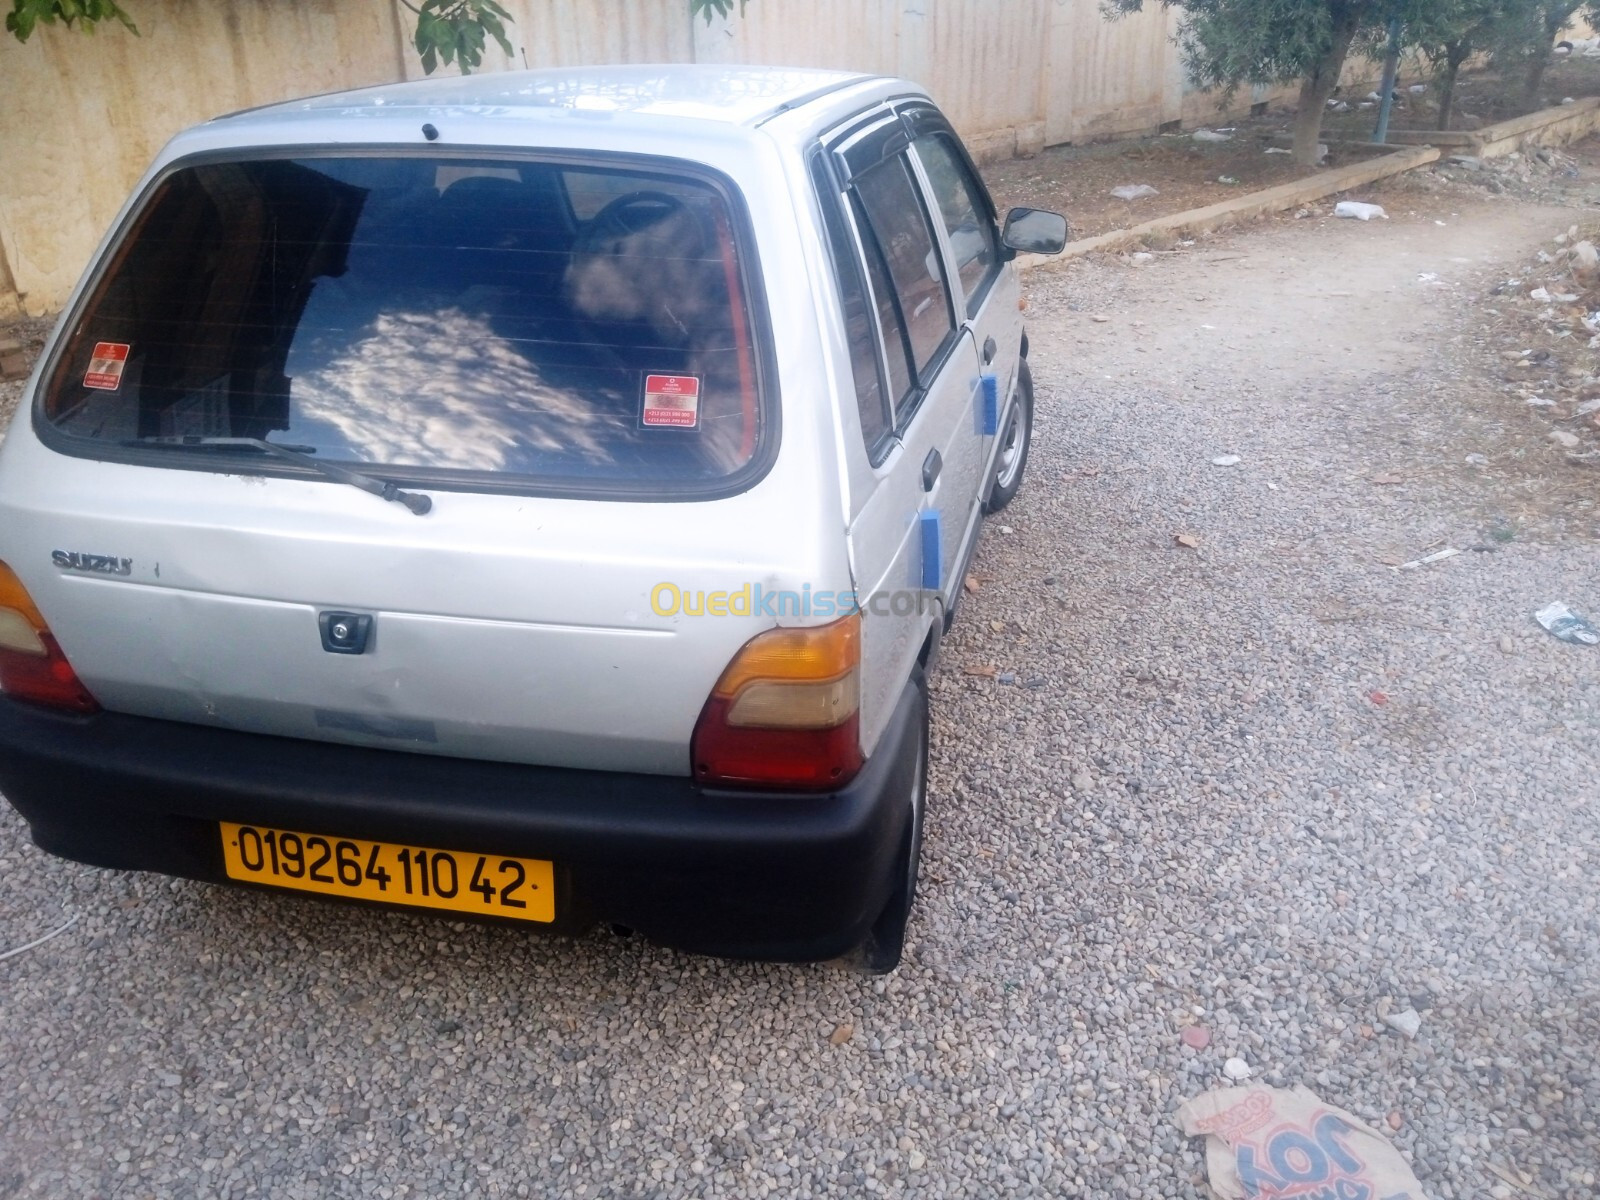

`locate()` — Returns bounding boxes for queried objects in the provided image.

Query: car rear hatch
[0,146,838,776]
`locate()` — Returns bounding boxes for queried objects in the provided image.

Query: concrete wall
[0,0,406,316]
[688,0,1056,161]
[393,0,692,78]
[0,0,1358,314]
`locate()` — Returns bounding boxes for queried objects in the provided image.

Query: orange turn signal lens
[709,617,860,699]
[0,560,49,644]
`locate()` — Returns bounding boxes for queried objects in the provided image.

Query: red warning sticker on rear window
[642,374,701,429]
[83,342,130,391]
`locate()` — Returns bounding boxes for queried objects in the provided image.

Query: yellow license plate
[220,822,554,923]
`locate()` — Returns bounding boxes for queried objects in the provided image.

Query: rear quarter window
[809,154,892,461]
[41,152,773,499]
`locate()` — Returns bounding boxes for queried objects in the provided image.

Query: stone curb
[1472,95,1600,158]
[1018,145,1441,272]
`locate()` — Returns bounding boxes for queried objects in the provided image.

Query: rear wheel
[984,358,1034,514]
[853,679,929,974]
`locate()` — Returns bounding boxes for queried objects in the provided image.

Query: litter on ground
[1335,202,1388,221]
[0,910,79,963]
[1534,601,1600,645]
[1177,1084,1426,1200]
[1397,547,1460,570]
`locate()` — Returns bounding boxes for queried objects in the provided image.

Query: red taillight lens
[692,616,863,791]
[0,560,100,714]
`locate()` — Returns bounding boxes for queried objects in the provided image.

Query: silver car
[0,66,1065,970]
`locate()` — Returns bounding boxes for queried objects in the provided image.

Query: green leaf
[481,12,513,57]
[410,0,519,74]
[6,0,136,41]
[691,0,738,21]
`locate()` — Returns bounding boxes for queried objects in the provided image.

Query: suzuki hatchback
[0,66,1065,970]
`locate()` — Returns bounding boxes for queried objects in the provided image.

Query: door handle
[982,336,997,365]
[922,448,942,491]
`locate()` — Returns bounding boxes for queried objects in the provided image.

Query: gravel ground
[2,189,1598,1198]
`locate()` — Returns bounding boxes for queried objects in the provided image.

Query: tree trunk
[1525,8,1567,105]
[1525,52,1551,105]
[1437,43,1468,131]
[1292,7,1362,166]
[1437,65,1458,132]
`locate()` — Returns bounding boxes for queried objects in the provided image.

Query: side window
[809,155,892,458]
[850,154,957,388]
[852,194,914,409]
[913,133,1001,318]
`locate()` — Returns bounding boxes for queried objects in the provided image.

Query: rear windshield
[42,153,769,496]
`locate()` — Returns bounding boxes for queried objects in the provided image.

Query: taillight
[0,560,100,714]
[692,615,863,790]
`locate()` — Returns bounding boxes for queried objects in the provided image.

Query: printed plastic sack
[1177,1084,1426,1199]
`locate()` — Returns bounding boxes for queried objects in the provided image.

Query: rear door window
[41,154,770,497]
[848,154,957,397]
[855,203,916,410]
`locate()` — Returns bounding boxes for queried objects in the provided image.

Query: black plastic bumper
[0,683,924,963]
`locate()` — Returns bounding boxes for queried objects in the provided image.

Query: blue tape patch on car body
[920,510,942,590]
[980,373,999,435]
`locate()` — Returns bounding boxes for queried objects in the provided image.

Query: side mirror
[1001,208,1069,257]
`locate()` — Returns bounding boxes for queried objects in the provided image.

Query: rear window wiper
[123,436,433,516]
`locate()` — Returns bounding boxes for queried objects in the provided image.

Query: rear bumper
[0,683,924,963]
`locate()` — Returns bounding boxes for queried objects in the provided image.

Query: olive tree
[1109,0,1395,165]
[1504,0,1583,101]
[1409,0,1580,127]
[1406,0,1515,128]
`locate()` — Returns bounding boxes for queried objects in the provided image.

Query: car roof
[217,65,884,132]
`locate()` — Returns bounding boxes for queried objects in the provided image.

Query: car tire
[852,677,929,974]
[983,357,1034,514]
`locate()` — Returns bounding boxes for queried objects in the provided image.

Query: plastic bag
[1534,601,1600,645]
[1334,201,1388,221]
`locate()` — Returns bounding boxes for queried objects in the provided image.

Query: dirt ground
[984,124,1385,243]
[1325,54,1600,136]
[986,132,1600,524]
[983,57,1600,244]
[1041,174,1600,539]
